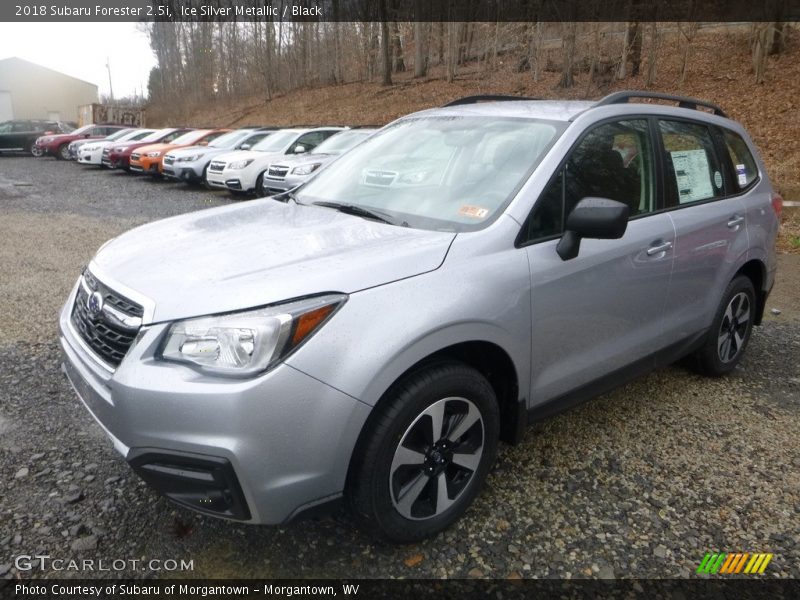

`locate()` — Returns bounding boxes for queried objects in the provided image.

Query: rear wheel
[347,361,499,542]
[692,275,756,376]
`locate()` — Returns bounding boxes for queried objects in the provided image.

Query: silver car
[59,92,780,542]
[261,128,377,196]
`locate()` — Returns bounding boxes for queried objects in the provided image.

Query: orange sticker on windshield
[458,205,489,219]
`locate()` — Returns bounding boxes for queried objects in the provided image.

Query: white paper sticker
[714,171,722,189]
[735,163,748,186]
[671,150,714,203]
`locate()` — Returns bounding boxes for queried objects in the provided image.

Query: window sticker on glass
[714,171,723,189]
[458,205,490,219]
[735,163,748,186]
[671,149,713,203]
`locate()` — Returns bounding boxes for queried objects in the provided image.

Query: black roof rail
[443,94,540,107]
[596,90,727,118]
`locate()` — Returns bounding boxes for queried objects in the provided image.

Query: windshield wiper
[312,201,395,225]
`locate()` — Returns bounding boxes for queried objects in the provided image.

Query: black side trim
[527,330,708,424]
[286,494,344,523]
[129,452,251,521]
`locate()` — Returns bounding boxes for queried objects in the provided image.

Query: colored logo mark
[696,552,773,574]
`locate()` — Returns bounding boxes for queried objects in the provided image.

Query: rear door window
[658,120,725,207]
[722,129,759,191]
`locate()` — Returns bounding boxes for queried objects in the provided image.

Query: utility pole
[105,57,114,102]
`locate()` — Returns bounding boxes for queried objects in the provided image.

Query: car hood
[134,142,172,154]
[166,145,226,158]
[91,198,455,323]
[272,153,335,168]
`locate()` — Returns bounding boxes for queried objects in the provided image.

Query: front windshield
[209,129,253,148]
[140,128,173,142]
[171,130,212,146]
[70,124,94,135]
[311,130,374,155]
[251,130,298,152]
[105,128,134,141]
[295,116,563,232]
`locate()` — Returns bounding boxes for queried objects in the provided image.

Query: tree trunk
[391,22,405,72]
[645,22,659,87]
[414,20,428,77]
[379,0,392,86]
[558,21,577,89]
[629,22,642,77]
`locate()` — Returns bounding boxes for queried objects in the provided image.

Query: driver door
[519,118,675,407]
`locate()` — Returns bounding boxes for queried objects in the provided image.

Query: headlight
[146,151,162,157]
[292,163,322,176]
[41,137,53,144]
[158,294,346,377]
[177,153,204,162]
[228,159,254,170]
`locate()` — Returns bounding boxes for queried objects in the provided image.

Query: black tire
[254,171,266,197]
[56,143,70,160]
[31,145,44,158]
[691,275,756,377]
[347,361,499,542]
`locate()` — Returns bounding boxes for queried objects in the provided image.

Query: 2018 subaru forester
[59,92,781,542]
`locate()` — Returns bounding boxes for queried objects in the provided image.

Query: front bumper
[130,158,162,175]
[78,149,103,165]
[58,287,371,524]
[163,163,203,182]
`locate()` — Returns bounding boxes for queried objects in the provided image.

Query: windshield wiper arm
[312,201,395,225]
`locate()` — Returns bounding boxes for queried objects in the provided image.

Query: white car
[206,127,345,194]
[77,128,156,166]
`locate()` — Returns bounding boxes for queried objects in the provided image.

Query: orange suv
[130,128,230,176]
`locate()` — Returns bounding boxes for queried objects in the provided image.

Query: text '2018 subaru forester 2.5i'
[60,92,780,542]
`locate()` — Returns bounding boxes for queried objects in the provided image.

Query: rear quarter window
[722,129,759,191]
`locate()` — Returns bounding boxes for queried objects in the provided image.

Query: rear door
[520,118,675,405]
[657,118,749,342]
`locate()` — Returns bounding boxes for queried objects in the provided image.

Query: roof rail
[443,94,539,107]
[596,91,727,118]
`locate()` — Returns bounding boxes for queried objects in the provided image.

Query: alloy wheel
[717,292,751,363]
[389,397,484,520]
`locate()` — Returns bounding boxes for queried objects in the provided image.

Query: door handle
[646,241,673,256]
[727,215,745,228]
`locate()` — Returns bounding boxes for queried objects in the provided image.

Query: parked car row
[32,122,378,198]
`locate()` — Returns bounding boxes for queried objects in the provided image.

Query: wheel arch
[734,258,767,325]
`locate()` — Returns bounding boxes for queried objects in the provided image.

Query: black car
[0,119,73,155]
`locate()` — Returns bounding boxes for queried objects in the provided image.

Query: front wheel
[347,361,499,542]
[56,143,70,160]
[691,275,756,376]
[31,145,44,157]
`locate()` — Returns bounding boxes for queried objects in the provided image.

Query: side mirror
[293,145,306,154]
[556,197,629,261]
[239,143,251,150]
[84,133,91,138]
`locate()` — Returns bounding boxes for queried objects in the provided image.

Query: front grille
[209,161,225,172]
[364,169,397,186]
[71,271,143,368]
[102,148,110,157]
[130,152,141,161]
[267,165,289,180]
[163,156,175,166]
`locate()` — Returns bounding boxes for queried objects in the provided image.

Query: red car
[102,128,192,170]
[33,123,127,160]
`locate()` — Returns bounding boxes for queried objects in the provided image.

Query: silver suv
[59,92,780,542]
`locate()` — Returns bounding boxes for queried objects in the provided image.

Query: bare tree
[558,21,577,89]
[379,0,392,86]
[413,20,428,77]
[645,22,660,87]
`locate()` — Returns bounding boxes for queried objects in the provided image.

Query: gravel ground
[1,156,798,580]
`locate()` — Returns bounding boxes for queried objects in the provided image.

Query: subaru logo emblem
[87,291,104,317]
